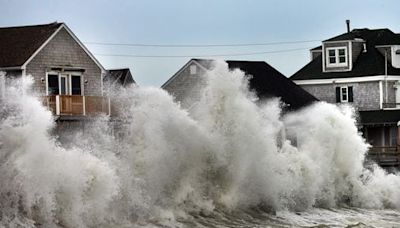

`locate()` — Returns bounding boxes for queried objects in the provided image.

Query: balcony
[367,146,400,167]
[43,95,111,116]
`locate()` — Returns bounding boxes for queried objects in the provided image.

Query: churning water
[0,62,400,227]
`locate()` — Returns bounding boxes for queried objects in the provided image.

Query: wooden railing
[382,103,400,109]
[367,146,400,167]
[43,95,110,116]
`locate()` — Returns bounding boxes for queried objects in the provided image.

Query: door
[60,74,69,95]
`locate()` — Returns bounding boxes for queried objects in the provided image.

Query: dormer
[322,41,351,72]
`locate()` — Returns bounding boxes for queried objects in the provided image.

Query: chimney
[346,20,350,33]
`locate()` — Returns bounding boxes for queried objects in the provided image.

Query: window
[190,65,197,75]
[47,73,82,95]
[71,75,82,95]
[326,47,348,67]
[47,74,59,95]
[336,86,353,103]
[341,87,348,102]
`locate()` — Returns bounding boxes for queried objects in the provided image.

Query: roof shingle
[0,22,62,67]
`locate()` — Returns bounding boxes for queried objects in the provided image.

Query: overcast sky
[1,0,399,86]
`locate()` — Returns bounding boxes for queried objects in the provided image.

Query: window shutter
[335,87,341,103]
[348,86,353,102]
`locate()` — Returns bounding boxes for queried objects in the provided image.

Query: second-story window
[341,87,348,102]
[336,86,353,103]
[326,47,348,67]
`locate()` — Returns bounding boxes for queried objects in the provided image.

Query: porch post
[83,96,86,116]
[55,95,60,115]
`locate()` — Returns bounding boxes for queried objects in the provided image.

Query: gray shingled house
[162,59,318,111]
[291,27,400,166]
[104,68,136,88]
[0,22,110,118]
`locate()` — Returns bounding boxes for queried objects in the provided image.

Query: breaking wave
[0,62,400,227]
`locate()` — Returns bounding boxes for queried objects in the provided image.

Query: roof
[193,59,318,110]
[310,45,322,51]
[104,68,136,86]
[359,110,400,125]
[324,28,400,45]
[0,22,62,67]
[291,28,400,80]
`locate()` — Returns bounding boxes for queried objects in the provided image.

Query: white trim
[375,45,393,48]
[21,23,106,72]
[161,59,209,89]
[0,66,22,70]
[293,75,400,85]
[349,41,353,70]
[59,74,68,95]
[325,46,348,67]
[46,71,83,95]
[323,39,364,44]
[322,43,326,72]
[379,80,383,109]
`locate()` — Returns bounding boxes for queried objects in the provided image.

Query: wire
[93,47,313,58]
[85,40,320,48]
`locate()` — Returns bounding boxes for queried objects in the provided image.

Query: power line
[85,40,320,48]
[94,47,313,58]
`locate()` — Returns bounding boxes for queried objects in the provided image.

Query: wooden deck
[366,146,400,167]
[43,95,110,116]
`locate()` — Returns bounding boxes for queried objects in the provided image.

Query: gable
[26,26,102,72]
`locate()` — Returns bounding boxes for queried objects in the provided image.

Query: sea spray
[0,62,400,227]
[0,77,119,227]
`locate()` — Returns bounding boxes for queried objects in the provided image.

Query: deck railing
[367,146,400,167]
[382,103,400,109]
[43,95,110,116]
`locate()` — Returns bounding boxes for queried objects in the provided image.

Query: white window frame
[340,86,348,102]
[46,71,84,96]
[326,47,348,67]
[189,64,197,75]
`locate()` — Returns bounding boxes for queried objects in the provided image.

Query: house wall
[300,81,381,111]
[162,62,208,109]
[26,28,102,96]
[391,45,400,68]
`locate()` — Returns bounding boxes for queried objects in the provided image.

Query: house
[104,68,136,88]
[0,22,110,118]
[290,25,400,166]
[162,58,318,111]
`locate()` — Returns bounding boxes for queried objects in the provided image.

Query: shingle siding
[26,28,102,96]
[300,81,381,111]
[351,41,364,63]
[163,63,208,109]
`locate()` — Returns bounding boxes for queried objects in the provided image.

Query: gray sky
[1,0,399,86]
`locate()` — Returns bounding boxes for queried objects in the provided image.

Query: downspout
[385,49,388,105]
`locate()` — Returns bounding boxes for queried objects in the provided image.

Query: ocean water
[0,63,399,227]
